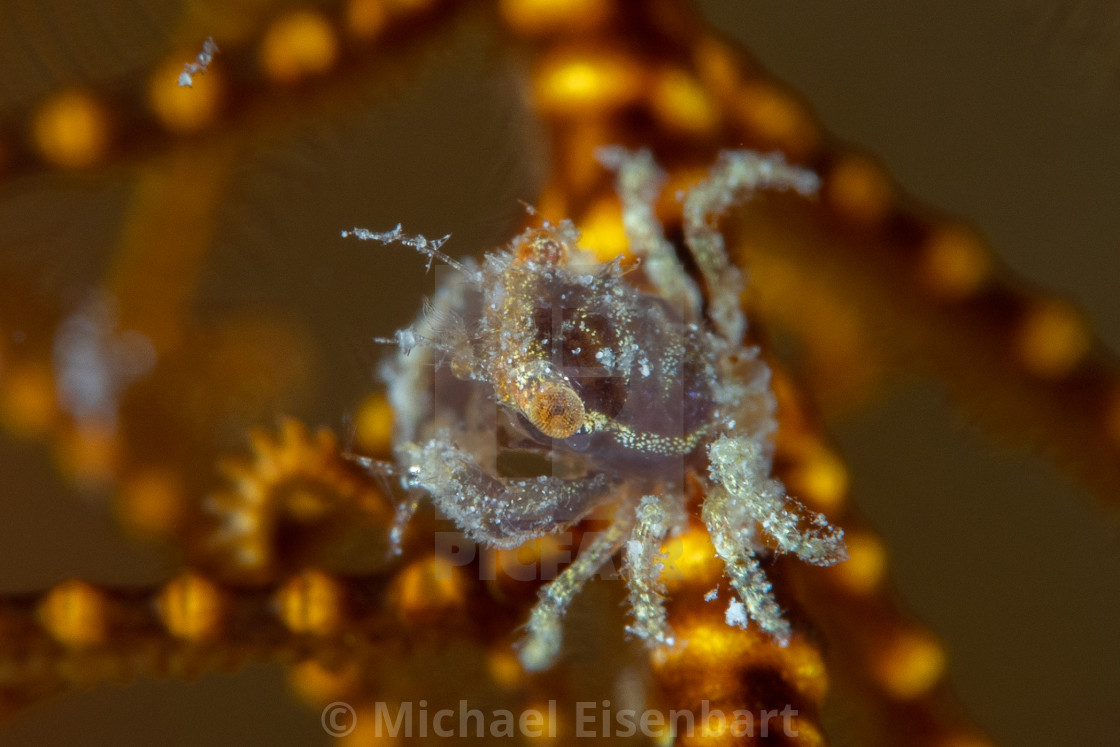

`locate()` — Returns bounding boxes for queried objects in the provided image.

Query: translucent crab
[347,147,847,671]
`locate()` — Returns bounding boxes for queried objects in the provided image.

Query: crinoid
[204,417,393,583]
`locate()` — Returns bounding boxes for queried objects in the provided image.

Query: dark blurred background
[0,1,1118,745]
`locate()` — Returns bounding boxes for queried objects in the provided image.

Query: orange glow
[346,0,387,39]
[149,58,222,133]
[487,649,525,689]
[38,580,109,647]
[874,628,946,699]
[393,556,466,622]
[786,443,849,513]
[493,534,568,585]
[347,704,404,745]
[576,196,630,263]
[54,424,119,489]
[695,38,744,99]
[661,621,829,703]
[277,570,347,635]
[0,4,1090,742]
[785,718,826,747]
[920,224,991,299]
[260,11,339,83]
[651,68,720,135]
[158,572,226,640]
[825,153,893,226]
[533,52,642,116]
[660,527,721,591]
[535,185,570,226]
[290,659,357,702]
[827,531,886,595]
[354,392,394,454]
[656,167,708,219]
[0,361,58,438]
[115,469,186,538]
[500,0,610,35]
[32,90,110,168]
[734,79,819,161]
[1016,299,1090,378]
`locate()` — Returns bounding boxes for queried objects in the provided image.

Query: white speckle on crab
[396,329,419,350]
[726,599,748,628]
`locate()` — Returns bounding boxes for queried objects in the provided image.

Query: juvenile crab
[346,148,847,671]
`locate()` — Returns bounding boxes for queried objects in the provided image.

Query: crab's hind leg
[708,435,846,564]
[519,506,635,671]
[701,484,792,644]
[703,434,847,643]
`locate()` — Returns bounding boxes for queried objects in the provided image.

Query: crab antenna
[371,328,425,355]
[342,224,477,278]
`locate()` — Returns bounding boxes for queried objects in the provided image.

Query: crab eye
[514,228,569,266]
[525,383,585,438]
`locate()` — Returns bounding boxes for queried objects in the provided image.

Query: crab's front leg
[704,434,847,643]
[519,504,636,671]
[683,150,822,344]
[624,493,686,649]
[520,490,686,672]
[402,438,615,548]
[345,452,423,555]
[597,147,704,320]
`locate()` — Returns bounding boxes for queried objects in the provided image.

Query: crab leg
[519,506,635,671]
[623,494,677,647]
